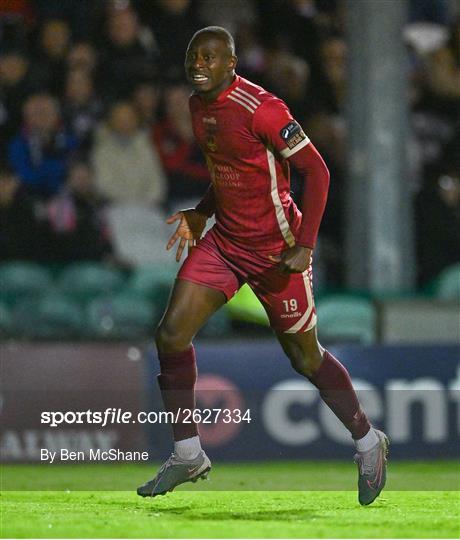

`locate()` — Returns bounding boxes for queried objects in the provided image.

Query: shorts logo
[280,121,306,150]
[280,311,302,319]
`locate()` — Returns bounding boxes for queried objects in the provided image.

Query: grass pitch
[1,461,459,538]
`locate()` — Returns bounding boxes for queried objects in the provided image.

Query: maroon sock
[157,346,198,441]
[310,350,371,439]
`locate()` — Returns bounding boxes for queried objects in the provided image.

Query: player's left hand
[269,246,312,274]
[165,209,208,262]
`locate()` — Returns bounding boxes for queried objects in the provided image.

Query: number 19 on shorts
[283,299,298,312]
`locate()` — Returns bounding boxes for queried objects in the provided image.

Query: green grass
[1,462,459,538]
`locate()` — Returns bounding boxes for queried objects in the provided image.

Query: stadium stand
[12,293,84,339]
[435,262,460,299]
[316,295,376,344]
[57,262,125,302]
[0,301,11,337]
[126,264,176,314]
[107,205,172,266]
[86,294,156,340]
[0,262,52,306]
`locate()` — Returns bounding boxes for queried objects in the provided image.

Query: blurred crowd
[0,0,459,289]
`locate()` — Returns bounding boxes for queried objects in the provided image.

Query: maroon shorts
[177,228,316,333]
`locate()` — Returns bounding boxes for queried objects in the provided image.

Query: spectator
[46,160,114,262]
[198,0,256,35]
[257,0,322,74]
[63,68,102,150]
[33,18,71,96]
[131,80,161,131]
[0,49,47,153]
[137,0,200,82]
[8,93,78,199]
[0,161,49,261]
[303,111,347,286]
[425,18,460,112]
[311,36,348,114]
[409,0,452,26]
[153,84,209,207]
[263,46,311,118]
[416,134,460,286]
[34,0,97,42]
[92,101,166,205]
[66,41,98,73]
[0,1,36,31]
[97,5,157,101]
[233,22,266,84]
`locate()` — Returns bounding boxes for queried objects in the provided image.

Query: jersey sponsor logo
[280,121,307,150]
[214,164,242,187]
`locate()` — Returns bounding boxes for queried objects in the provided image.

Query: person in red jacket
[138,27,388,506]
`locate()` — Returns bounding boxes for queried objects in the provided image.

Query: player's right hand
[165,209,208,261]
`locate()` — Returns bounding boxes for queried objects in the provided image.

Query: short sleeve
[252,98,310,158]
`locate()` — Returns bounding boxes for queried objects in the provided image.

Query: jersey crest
[204,120,218,152]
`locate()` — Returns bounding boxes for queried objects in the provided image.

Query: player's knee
[155,322,191,353]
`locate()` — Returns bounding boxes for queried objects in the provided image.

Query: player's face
[185,34,236,101]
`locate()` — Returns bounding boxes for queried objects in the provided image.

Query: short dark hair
[189,26,235,56]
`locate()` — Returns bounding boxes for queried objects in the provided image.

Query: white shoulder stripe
[230,90,259,110]
[280,137,310,159]
[228,94,255,113]
[234,87,261,106]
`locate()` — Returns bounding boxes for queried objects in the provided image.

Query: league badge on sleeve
[280,121,307,150]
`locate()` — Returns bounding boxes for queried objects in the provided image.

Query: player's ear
[228,55,237,71]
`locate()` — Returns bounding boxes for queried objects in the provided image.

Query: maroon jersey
[190,75,311,253]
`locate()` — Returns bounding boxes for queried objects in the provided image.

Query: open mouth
[191,74,210,84]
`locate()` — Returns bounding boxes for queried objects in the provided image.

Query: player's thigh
[158,278,226,341]
[157,233,239,349]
